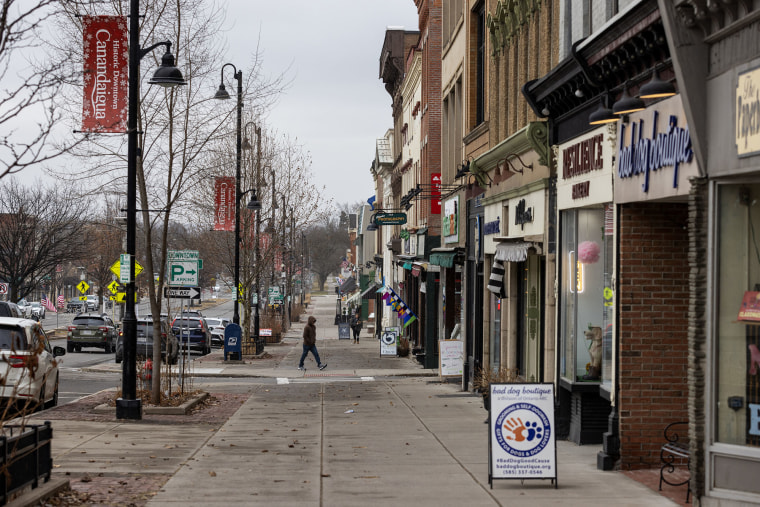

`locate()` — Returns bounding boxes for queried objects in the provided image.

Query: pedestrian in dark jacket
[298,316,326,370]
[351,313,363,343]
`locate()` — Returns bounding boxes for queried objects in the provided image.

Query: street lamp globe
[147,50,185,87]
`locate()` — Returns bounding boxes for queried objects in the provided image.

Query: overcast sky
[223,0,419,207]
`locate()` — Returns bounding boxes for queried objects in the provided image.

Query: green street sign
[374,212,407,226]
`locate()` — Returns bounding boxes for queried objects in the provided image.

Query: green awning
[429,251,457,268]
[402,262,412,270]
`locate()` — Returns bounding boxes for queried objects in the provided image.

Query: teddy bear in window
[582,326,603,380]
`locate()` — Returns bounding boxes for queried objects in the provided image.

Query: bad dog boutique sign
[489,383,557,488]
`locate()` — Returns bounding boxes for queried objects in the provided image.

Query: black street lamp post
[214,63,244,325]
[118,0,185,420]
[212,66,264,340]
[243,123,262,345]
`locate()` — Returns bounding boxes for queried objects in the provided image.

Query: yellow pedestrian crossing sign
[107,281,120,294]
[77,281,89,294]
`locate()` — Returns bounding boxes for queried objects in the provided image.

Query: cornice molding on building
[673,0,759,40]
[469,121,548,183]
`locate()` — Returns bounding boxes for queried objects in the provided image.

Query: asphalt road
[46,294,238,408]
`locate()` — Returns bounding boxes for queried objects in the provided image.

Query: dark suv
[115,317,178,364]
[67,313,118,353]
[171,316,211,355]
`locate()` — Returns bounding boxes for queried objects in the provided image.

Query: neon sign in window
[568,251,585,294]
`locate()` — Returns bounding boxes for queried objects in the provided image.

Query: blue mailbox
[224,323,242,361]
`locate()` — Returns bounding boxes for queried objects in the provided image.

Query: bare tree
[305,213,351,292]
[0,0,97,179]
[0,179,91,301]
[47,0,289,402]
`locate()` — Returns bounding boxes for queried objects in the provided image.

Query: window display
[560,207,613,388]
[716,183,760,446]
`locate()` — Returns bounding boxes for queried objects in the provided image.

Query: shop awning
[339,276,358,293]
[429,250,457,268]
[360,283,380,299]
[494,241,543,263]
[402,262,413,270]
[411,262,428,277]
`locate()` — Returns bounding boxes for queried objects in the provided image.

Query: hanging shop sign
[443,195,459,244]
[489,383,557,488]
[431,173,442,214]
[81,16,128,133]
[374,213,407,225]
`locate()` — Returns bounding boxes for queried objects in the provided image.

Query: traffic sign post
[164,286,201,299]
[120,253,131,284]
[166,250,202,287]
[168,261,199,286]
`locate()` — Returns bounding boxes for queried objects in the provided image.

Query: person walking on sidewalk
[350,312,362,343]
[298,316,326,371]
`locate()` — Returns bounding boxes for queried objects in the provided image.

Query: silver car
[0,317,65,410]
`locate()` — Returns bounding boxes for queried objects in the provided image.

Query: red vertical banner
[82,16,128,133]
[431,173,442,214]
[214,177,235,231]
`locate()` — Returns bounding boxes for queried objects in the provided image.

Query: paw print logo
[494,403,551,457]
[503,417,544,442]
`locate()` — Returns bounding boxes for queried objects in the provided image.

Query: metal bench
[659,421,691,503]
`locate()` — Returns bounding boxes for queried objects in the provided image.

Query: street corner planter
[264,333,281,344]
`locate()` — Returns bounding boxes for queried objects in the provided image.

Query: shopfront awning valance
[339,276,358,294]
[360,283,380,299]
[494,241,543,263]
[429,251,457,268]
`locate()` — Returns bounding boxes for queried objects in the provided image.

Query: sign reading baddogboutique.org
[489,383,557,488]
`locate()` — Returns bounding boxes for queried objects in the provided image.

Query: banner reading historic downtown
[82,16,128,133]
[214,177,235,231]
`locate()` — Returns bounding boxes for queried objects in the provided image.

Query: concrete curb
[7,477,70,507]
[92,392,210,415]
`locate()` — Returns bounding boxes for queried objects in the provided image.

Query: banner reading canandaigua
[82,16,128,133]
[214,177,235,231]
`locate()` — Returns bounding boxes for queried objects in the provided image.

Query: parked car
[205,318,230,348]
[66,313,118,353]
[115,317,178,364]
[0,302,21,318]
[0,317,65,410]
[85,295,99,311]
[171,316,211,355]
[28,302,45,320]
[66,298,86,313]
[181,309,203,317]
[16,299,31,318]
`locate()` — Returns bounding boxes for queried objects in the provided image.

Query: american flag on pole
[57,295,65,309]
[41,294,57,313]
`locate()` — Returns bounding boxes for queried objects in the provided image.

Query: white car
[0,317,65,410]
[205,318,230,348]
[16,299,31,318]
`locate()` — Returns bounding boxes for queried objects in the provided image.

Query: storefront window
[491,292,501,369]
[716,183,760,446]
[560,207,612,385]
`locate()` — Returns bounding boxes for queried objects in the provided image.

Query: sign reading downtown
[488,383,557,488]
[374,212,407,226]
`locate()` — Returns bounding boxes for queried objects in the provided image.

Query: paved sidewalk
[11,289,684,506]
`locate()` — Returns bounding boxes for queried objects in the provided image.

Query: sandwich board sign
[488,382,557,489]
[380,327,399,357]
